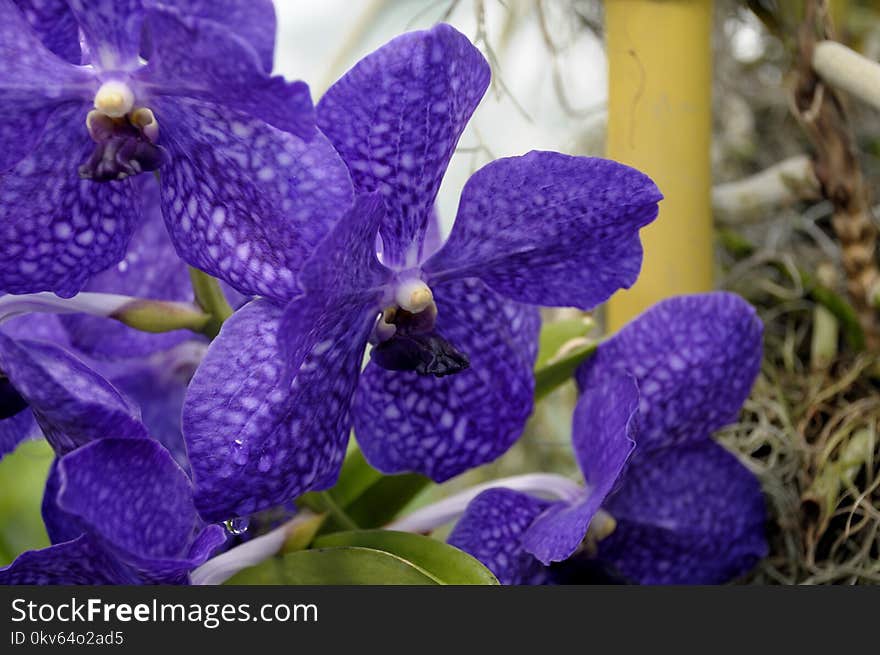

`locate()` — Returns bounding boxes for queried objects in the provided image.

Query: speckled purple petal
[185,524,227,567]
[317,23,489,268]
[422,206,444,260]
[353,278,540,481]
[424,152,661,309]
[576,292,763,454]
[0,309,70,346]
[184,197,390,521]
[0,332,147,454]
[448,488,552,585]
[110,345,201,473]
[41,457,82,544]
[141,3,311,138]
[0,0,94,172]
[162,0,276,72]
[571,373,640,488]
[0,313,63,461]
[295,193,393,297]
[57,438,201,560]
[0,98,61,175]
[522,372,638,564]
[12,0,80,62]
[65,0,143,68]
[0,535,137,585]
[119,529,225,584]
[599,440,767,584]
[154,96,352,302]
[0,0,87,86]
[0,102,140,297]
[221,281,251,311]
[60,177,195,358]
[183,297,375,522]
[0,410,39,460]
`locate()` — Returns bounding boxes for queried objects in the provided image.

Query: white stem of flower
[0,292,134,325]
[386,473,584,534]
[712,155,820,223]
[812,40,880,113]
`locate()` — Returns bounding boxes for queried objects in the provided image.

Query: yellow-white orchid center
[587,509,617,542]
[94,80,135,118]
[131,107,159,143]
[395,279,433,314]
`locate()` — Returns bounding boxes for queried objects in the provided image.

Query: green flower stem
[534,341,598,401]
[280,512,327,553]
[188,267,233,338]
[0,291,214,336]
[317,492,360,531]
[299,492,360,532]
[111,299,212,334]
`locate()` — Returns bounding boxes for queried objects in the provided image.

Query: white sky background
[271,0,608,232]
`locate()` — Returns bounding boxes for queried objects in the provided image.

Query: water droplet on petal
[224,517,250,535]
[231,438,248,465]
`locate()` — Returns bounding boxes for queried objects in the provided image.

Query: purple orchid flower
[447,293,768,585]
[1,437,225,584]
[181,24,661,522]
[0,309,223,584]
[58,175,200,359]
[0,306,196,470]
[0,313,69,458]
[0,319,148,457]
[0,172,214,464]
[12,0,277,70]
[53,173,249,360]
[1,298,206,474]
[0,0,352,298]
[11,0,80,63]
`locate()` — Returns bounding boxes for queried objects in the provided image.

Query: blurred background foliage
[0,440,51,566]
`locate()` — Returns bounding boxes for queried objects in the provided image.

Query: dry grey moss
[718,276,880,584]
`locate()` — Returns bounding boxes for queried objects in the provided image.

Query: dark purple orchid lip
[0,376,28,420]
[368,281,470,378]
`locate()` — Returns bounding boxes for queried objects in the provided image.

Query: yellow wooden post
[605,0,714,330]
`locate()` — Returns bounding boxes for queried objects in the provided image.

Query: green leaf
[321,447,382,508]
[534,342,597,401]
[300,446,430,534]
[343,473,430,529]
[0,439,53,566]
[535,315,595,370]
[313,530,498,585]
[224,557,287,585]
[227,547,441,585]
